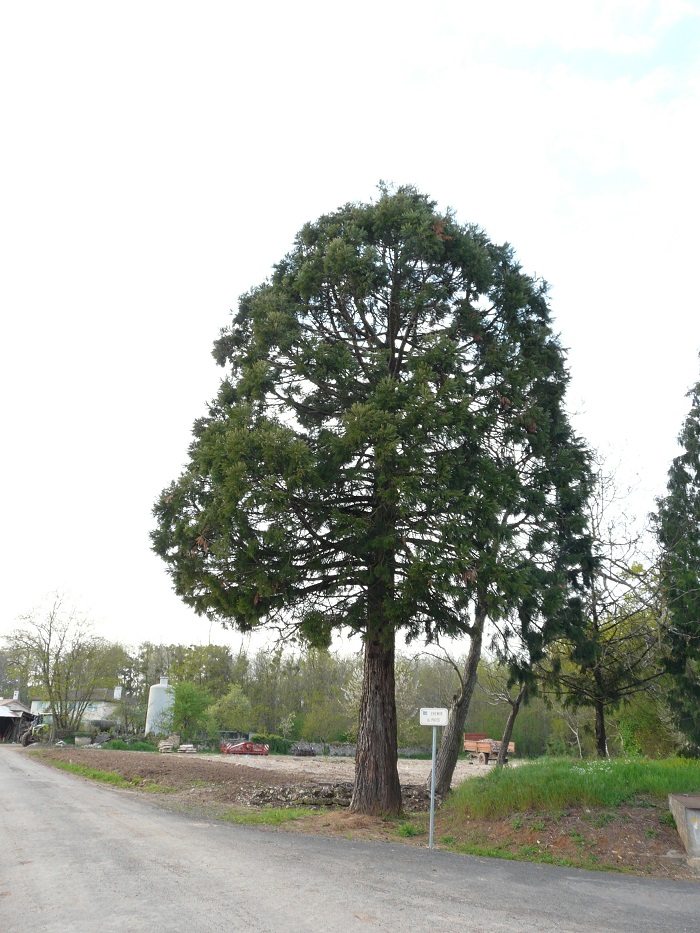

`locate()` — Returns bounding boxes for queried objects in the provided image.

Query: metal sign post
[420,707,448,849]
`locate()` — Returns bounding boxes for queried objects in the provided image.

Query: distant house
[30,688,121,731]
[0,693,35,742]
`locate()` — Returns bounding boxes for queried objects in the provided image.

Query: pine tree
[655,376,700,746]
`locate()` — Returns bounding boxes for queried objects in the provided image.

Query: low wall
[668,793,700,866]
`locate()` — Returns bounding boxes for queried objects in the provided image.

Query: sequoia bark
[350,622,402,815]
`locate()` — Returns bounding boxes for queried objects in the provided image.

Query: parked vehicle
[463,732,514,764]
[219,740,269,755]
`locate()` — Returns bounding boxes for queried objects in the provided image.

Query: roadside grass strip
[446,757,700,819]
[218,807,315,825]
[51,760,133,787]
[49,760,173,792]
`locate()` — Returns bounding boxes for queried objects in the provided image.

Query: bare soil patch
[26,747,698,882]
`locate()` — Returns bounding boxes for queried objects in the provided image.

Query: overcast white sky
[1,0,699,654]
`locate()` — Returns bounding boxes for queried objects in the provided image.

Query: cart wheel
[478,752,488,764]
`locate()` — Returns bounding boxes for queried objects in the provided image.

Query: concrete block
[668,793,700,860]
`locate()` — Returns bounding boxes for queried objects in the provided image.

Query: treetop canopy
[152,185,592,651]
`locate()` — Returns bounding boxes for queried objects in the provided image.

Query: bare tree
[4,595,122,738]
[538,467,664,758]
[476,664,529,767]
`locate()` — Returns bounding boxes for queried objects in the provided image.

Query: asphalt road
[1,747,697,933]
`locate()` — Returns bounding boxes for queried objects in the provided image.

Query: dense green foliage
[152,184,592,655]
[655,376,700,746]
[207,683,253,734]
[249,734,293,754]
[171,681,212,743]
[102,739,158,752]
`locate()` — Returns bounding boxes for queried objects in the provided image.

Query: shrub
[250,733,292,754]
[103,739,158,752]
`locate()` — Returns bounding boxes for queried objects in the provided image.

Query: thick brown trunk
[350,626,402,815]
[430,603,486,797]
[496,683,526,767]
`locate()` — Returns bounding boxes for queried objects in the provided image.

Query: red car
[219,740,269,755]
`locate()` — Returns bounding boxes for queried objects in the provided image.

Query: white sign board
[420,707,448,727]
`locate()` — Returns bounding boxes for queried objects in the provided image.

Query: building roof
[0,698,33,715]
[29,689,117,705]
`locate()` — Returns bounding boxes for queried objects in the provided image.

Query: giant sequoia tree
[152,186,591,814]
[655,375,700,745]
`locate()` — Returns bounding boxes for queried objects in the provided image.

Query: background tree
[655,375,700,748]
[0,645,31,702]
[207,683,252,735]
[540,470,665,757]
[171,681,211,743]
[242,649,292,735]
[3,596,128,738]
[457,658,555,757]
[166,644,235,698]
[296,648,354,743]
[152,185,591,814]
[430,490,593,794]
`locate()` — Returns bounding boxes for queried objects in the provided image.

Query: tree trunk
[350,626,402,815]
[594,697,607,758]
[430,603,486,797]
[496,683,526,767]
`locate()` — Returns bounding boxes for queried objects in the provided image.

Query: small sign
[420,707,448,727]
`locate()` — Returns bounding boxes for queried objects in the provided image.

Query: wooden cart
[463,732,515,764]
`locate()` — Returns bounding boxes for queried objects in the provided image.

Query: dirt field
[28,746,479,810]
[26,747,698,882]
[197,750,490,783]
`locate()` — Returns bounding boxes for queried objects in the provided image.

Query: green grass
[217,807,314,825]
[440,837,618,872]
[396,821,423,837]
[568,830,590,849]
[446,757,700,819]
[52,761,133,787]
[49,760,173,792]
[591,811,616,827]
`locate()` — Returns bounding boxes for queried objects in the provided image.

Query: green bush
[250,733,292,754]
[103,739,158,752]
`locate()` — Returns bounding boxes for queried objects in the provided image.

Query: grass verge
[447,757,700,818]
[218,807,315,825]
[50,760,173,793]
